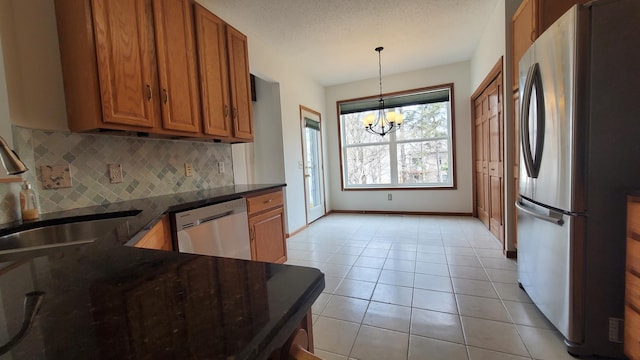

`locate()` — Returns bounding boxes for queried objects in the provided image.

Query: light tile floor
[284,214,580,360]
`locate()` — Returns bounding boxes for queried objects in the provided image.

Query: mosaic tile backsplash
[0,126,233,224]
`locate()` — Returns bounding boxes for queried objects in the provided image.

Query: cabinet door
[91,0,157,128]
[226,25,254,141]
[152,0,201,133]
[488,77,504,243]
[249,207,286,263]
[511,0,535,91]
[134,215,172,251]
[475,95,489,227]
[194,4,232,138]
[537,0,587,35]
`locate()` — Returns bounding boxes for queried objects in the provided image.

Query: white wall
[0,1,14,150]
[325,61,473,214]
[469,0,523,251]
[238,39,325,234]
[1,0,67,131]
[250,77,285,184]
[470,0,506,91]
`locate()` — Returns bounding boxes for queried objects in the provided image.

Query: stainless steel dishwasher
[174,198,251,260]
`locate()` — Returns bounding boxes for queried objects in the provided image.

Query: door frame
[470,57,505,242]
[299,105,327,225]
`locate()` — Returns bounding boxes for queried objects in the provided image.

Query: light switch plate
[41,164,72,189]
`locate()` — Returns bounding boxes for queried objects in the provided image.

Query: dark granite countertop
[0,183,286,243]
[0,184,325,359]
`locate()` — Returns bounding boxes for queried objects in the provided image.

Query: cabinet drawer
[247,190,283,215]
[625,305,640,359]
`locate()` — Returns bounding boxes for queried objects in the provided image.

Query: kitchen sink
[0,212,139,257]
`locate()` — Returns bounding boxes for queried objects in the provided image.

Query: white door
[300,106,325,223]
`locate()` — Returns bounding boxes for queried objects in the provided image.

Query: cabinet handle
[146,84,152,101]
[162,89,168,104]
[224,105,230,118]
[232,107,238,119]
[263,199,272,204]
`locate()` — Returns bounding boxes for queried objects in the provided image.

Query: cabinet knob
[146,84,152,101]
[263,199,272,204]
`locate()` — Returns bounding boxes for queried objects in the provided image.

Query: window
[338,84,455,190]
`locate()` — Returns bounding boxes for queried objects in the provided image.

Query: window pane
[397,140,450,185]
[338,84,455,189]
[396,102,449,142]
[345,145,390,185]
[342,113,387,145]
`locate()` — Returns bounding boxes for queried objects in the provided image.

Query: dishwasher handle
[198,211,234,226]
[175,198,248,230]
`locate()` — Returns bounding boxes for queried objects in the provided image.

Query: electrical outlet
[41,164,72,189]
[184,163,193,177]
[388,193,392,201]
[108,164,123,184]
[218,162,225,174]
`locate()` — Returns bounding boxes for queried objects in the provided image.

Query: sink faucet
[0,135,27,175]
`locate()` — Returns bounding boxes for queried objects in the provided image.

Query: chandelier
[362,46,403,136]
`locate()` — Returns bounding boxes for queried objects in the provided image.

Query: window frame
[337,83,457,191]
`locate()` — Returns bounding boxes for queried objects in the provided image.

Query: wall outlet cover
[108,164,123,184]
[41,164,72,189]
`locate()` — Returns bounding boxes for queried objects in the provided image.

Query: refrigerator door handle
[516,199,565,226]
[520,63,546,179]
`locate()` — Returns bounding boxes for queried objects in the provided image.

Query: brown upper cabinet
[511,0,587,91]
[194,4,254,141]
[54,0,253,143]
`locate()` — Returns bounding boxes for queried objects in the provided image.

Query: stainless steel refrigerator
[516,1,640,358]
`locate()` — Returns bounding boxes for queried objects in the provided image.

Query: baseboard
[286,225,308,238]
[327,210,473,216]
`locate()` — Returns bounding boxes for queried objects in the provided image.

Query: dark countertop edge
[0,183,286,240]
[251,270,325,360]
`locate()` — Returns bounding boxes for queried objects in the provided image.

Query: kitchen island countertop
[0,183,324,359]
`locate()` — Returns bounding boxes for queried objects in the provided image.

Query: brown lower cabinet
[134,188,288,263]
[626,194,640,359]
[246,188,287,264]
[134,215,172,251]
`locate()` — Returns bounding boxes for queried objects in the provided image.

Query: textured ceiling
[201,0,501,86]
